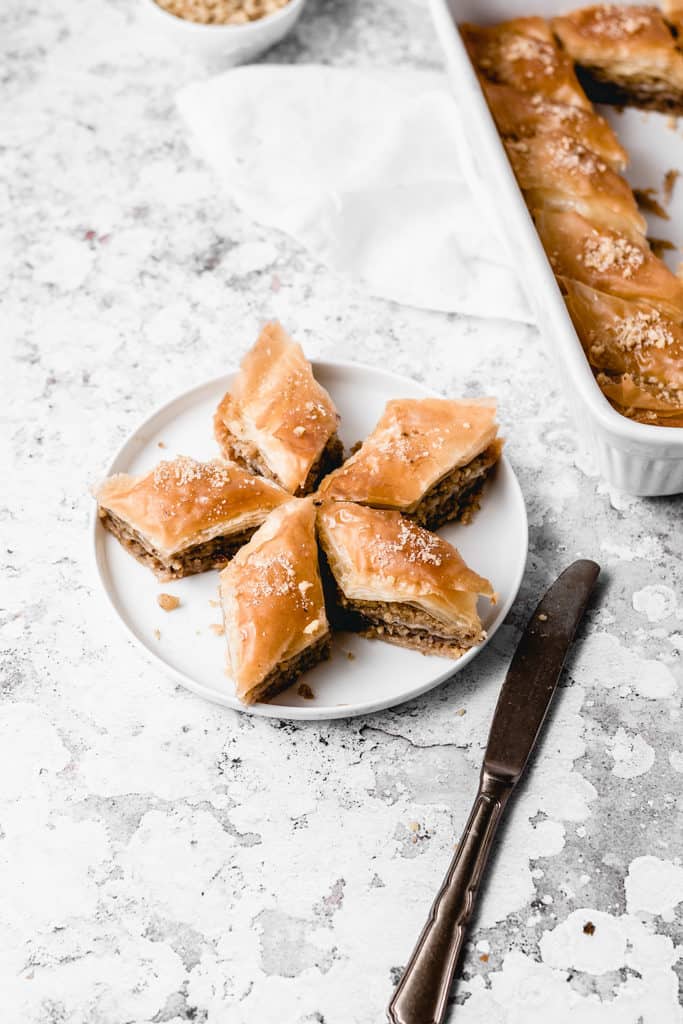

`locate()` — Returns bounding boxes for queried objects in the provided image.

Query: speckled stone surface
[2,1,682,1022]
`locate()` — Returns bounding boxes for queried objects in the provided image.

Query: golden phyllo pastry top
[95,456,289,557]
[318,501,496,629]
[220,498,329,702]
[214,322,340,494]
[319,398,500,511]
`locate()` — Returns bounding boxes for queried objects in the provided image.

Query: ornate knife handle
[387,771,512,1024]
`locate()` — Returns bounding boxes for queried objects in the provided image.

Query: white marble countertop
[2,1,682,1021]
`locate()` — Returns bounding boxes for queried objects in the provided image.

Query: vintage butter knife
[387,559,600,1024]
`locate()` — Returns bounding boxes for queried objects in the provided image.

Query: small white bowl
[139,0,307,64]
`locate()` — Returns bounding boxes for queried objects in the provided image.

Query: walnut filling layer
[215,422,344,496]
[98,509,256,581]
[335,594,485,660]
[240,633,332,705]
[575,66,683,113]
[409,441,502,530]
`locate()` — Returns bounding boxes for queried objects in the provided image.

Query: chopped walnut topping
[612,310,675,351]
[579,7,652,39]
[581,233,645,278]
[153,456,233,490]
[504,33,556,73]
[157,593,180,612]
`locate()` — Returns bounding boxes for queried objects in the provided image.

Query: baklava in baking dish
[95,456,289,580]
[318,398,503,529]
[463,4,683,427]
[214,322,343,495]
[461,17,593,108]
[317,502,496,658]
[552,5,683,113]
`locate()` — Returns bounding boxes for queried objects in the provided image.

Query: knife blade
[485,558,600,784]
[387,559,600,1024]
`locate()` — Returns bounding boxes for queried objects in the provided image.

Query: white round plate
[92,362,528,720]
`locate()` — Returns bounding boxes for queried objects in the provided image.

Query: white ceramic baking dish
[431,0,683,495]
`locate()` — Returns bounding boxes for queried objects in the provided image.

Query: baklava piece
[214,322,343,496]
[563,277,683,425]
[533,208,683,320]
[95,456,288,580]
[481,81,627,170]
[461,17,593,109]
[504,131,645,239]
[219,498,331,704]
[552,5,683,113]
[318,397,503,530]
[317,502,496,659]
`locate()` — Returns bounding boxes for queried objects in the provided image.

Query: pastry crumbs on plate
[209,623,225,636]
[297,683,315,699]
[153,628,161,641]
[158,440,166,448]
[208,598,220,607]
[583,921,596,935]
[663,169,680,205]
[157,593,180,611]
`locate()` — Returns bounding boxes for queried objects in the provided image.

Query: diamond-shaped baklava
[504,131,645,239]
[563,277,683,425]
[317,502,496,658]
[481,81,627,170]
[461,17,592,109]
[219,498,331,705]
[552,5,683,113]
[214,322,343,496]
[533,208,683,321]
[95,456,289,580]
[318,398,502,529]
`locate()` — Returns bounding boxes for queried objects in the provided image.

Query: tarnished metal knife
[387,559,600,1024]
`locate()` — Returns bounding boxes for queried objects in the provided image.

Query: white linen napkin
[177,65,531,322]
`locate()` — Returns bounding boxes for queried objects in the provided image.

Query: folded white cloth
[177,65,530,322]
